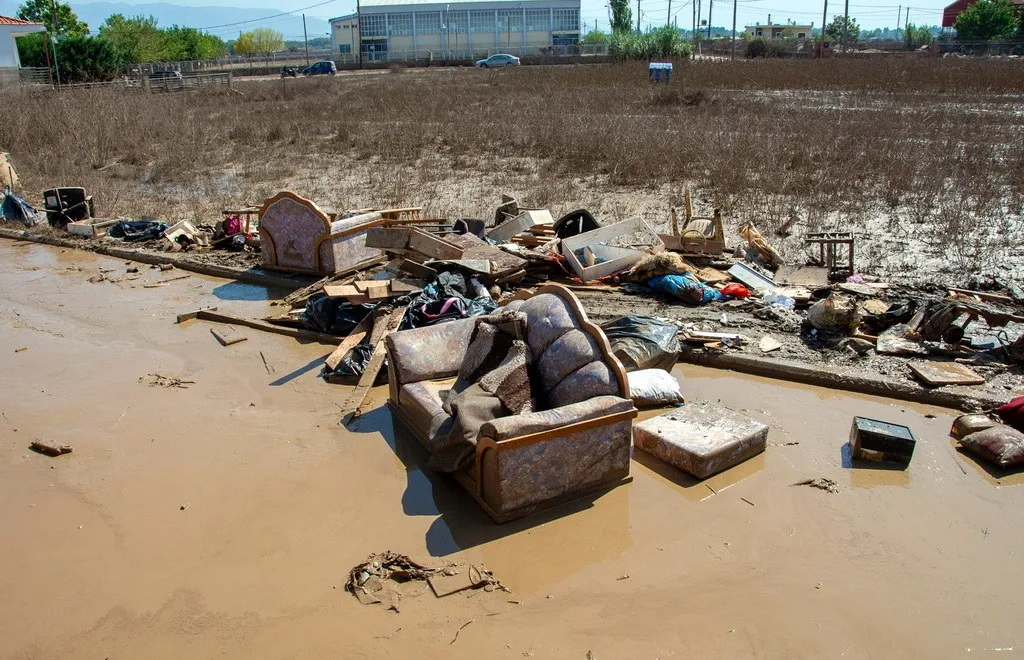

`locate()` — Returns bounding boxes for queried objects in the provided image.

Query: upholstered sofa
[385,284,637,523]
[258,191,384,275]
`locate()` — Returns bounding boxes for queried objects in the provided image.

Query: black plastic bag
[108,220,168,242]
[601,315,680,372]
[300,295,375,336]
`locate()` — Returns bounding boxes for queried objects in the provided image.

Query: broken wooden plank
[176,306,218,323]
[486,209,552,243]
[948,288,1015,304]
[365,282,393,301]
[909,361,985,387]
[365,226,413,251]
[324,313,374,371]
[191,310,339,345]
[324,284,365,299]
[774,265,829,288]
[408,229,463,260]
[210,325,248,346]
[396,258,438,280]
[341,307,406,421]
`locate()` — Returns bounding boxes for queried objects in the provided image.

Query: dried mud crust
[576,289,1024,407]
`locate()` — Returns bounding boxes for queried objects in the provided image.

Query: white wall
[0,25,45,68]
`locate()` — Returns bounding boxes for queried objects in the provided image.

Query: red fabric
[720,283,750,299]
[995,396,1024,433]
[224,215,242,235]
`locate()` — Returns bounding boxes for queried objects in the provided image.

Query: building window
[470,10,494,33]
[797,32,806,38]
[498,9,523,32]
[525,9,549,31]
[552,9,579,32]
[339,44,351,53]
[388,12,413,36]
[360,14,386,37]
[416,12,440,35]
[445,10,468,33]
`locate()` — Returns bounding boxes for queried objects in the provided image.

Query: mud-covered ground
[4,240,1024,658]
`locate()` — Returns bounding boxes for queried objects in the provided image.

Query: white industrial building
[330,0,581,61]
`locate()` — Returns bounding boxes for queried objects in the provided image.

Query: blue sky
[2,0,951,32]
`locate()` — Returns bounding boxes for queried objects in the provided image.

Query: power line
[196,0,340,31]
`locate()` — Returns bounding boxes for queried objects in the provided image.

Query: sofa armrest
[480,395,634,442]
[385,317,476,386]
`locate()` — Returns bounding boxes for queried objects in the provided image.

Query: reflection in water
[480,485,631,593]
[841,442,912,488]
[212,280,288,301]
[633,449,766,503]
[363,406,633,591]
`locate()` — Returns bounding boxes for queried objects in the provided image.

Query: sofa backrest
[506,288,625,409]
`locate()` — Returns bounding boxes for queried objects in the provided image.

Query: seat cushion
[399,379,455,441]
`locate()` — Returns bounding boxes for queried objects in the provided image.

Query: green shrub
[609,27,693,60]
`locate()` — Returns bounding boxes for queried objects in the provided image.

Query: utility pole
[707,0,713,39]
[905,7,910,32]
[303,13,310,66]
[667,0,671,26]
[356,0,363,68]
[730,0,737,59]
[842,0,849,52]
[692,0,697,42]
[819,0,827,57]
[896,5,901,38]
[637,0,641,32]
[49,0,61,89]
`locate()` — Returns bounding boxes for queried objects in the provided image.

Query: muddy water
[1,241,1023,658]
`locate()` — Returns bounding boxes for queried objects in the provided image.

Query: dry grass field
[4,58,1023,283]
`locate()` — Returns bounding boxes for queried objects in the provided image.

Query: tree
[824,14,860,46]
[905,23,935,49]
[581,30,608,44]
[953,0,1019,39]
[236,28,284,61]
[100,14,165,63]
[55,35,120,82]
[16,0,88,36]
[609,0,633,34]
[163,26,226,60]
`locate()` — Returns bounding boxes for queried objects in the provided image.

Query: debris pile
[345,551,504,611]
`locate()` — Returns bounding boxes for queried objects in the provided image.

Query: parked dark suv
[303,60,337,76]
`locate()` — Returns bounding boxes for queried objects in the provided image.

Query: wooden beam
[340,307,406,421]
[324,313,374,371]
[192,310,339,345]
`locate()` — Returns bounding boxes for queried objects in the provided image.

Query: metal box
[849,417,916,468]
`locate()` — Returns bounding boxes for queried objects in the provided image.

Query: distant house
[744,15,814,39]
[942,0,1024,27]
[0,15,45,86]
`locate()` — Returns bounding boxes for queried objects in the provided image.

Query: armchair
[385,284,637,523]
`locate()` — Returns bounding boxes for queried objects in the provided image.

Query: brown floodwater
[1,241,1022,658]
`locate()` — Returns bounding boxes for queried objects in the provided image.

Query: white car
[475,54,521,68]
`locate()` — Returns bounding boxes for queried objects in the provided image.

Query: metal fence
[344,43,608,64]
[16,71,232,92]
